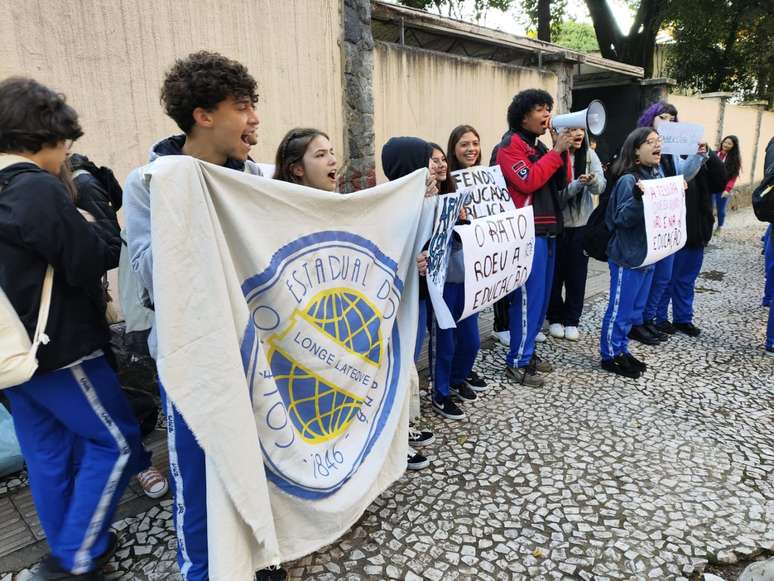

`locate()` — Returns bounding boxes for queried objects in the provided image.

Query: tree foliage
[553,21,600,53]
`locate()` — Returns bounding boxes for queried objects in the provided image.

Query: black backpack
[752,172,774,224]
[582,171,620,262]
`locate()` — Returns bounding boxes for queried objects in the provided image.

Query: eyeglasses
[645,136,664,146]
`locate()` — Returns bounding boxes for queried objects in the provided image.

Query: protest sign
[451,165,514,219]
[639,175,687,267]
[454,206,535,320]
[426,191,469,328]
[657,121,704,156]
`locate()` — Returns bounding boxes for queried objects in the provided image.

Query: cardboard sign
[639,175,687,267]
[454,206,535,320]
[451,165,515,219]
[657,122,704,156]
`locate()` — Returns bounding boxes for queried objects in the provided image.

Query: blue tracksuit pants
[713,192,729,227]
[414,298,430,363]
[764,225,773,307]
[6,356,147,574]
[507,236,555,368]
[638,254,673,325]
[160,387,209,581]
[600,262,655,360]
[766,230,774,349]
[432,282,480,400]
[657,246,705,324]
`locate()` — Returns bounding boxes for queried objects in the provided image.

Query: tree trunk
[537,0,551,42]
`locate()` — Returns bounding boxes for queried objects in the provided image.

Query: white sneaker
[494,330,510,347]
[564,326,580,341]
[549,323,565,338]
[137,466,169,499]
[535,331,547,343]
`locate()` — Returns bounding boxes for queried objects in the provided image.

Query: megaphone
[551,100,606,136]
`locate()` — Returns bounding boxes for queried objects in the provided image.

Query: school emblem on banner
[240,232,404,498]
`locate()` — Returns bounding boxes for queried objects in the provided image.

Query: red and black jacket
[495,129,568,236]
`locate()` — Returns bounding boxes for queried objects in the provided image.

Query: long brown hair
[273,128,329,184]
[428,142,456,194]
[446,124,481,174]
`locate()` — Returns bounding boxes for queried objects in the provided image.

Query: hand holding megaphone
[551,128,574,153]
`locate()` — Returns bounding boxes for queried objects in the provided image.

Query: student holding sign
[599,127,664,378]
[496,89,572,387]
[547,128,606,342]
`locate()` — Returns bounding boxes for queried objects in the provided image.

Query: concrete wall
[0,0,345,183]
[373,42,557,181]
[669,95,722,153]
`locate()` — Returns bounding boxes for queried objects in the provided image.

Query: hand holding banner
[639,175,687,267]
[657,121,704,156]
[451,165,515,219]
[454,206,535,320]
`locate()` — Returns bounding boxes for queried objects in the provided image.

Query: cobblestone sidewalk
[2,208,772,580]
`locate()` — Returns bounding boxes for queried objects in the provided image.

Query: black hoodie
[381,137,433,180]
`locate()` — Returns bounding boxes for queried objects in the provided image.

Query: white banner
[145,158,433,579]
[639,175,687,267]
[451,165,515,219]
[426,191,469,329]
[454,206,535,320]
[657,121,704,156]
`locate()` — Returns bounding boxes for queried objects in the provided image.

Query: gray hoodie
[123,135,263,357]
[560,147,606,228]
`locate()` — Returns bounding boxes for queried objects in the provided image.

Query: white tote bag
[0,265,54,389]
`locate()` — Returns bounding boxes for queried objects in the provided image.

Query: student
[713,135,742,230]
[629,102,703,344]
[496,90,573,387]
[654,142,727,337]
[547,127,606,341]
[124,52,285,581]
[763,137,774,357]
[600,127,665,378]
[0,77,147,580]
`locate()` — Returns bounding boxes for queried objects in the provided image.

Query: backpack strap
[31,266,54,348]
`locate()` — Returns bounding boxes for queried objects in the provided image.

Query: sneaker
[673,322,701,337]
[535,331,547,343]
[451,382,477,402]
[493,330,511,347]
[408,425,435,447]
[432,396,465,420]
[624,352,647,372]
[529,354,554,373]
[601,354,641,379]
[255,566,288,581]
[137,466,169,499]
[654,320,677,334]
[627,325,660,346]
[564,326,580,341]
[31,557,105,580]
[643,322,668,342]
[548,323,565,338]
[464,371,488,392]
[407,447,430,470]
[505,365,545,388]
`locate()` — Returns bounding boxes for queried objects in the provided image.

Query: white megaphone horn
[550,99,606,136]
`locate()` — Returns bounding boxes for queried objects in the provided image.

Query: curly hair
[161,51,258,133]
[0,77,82,154]
[506,89,554,132]
[637,101,678,128]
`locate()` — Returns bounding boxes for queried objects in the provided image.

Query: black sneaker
[643,322,668,342]
[627,325,660,346]
[451,382,477,402]
[31,557,105,580]
[504,364,545,387]
[529,354,554,373]
[673,322,701,337]
[624,352,647,372]
[601,354,641,379]
[654,320,677,335]
[432,396,465,420]
[255,566,287,581]
[464,371,488,392]
[407,448,430,470]
[408,425,435,447]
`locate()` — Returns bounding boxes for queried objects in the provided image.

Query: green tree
[552,20,600,52]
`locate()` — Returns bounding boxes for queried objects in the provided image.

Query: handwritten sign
[451,165,515,219]
[657,121,703,156]
[426,191,469,328]
[639,175,687,267]
[454,206,535,320]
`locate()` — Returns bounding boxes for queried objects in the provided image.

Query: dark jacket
[685,152,727,248]
[495,129,566,236]
[0,160,118,373]
[606,165,664,269]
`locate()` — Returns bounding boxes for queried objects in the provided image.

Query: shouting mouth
[241,131,258,147]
